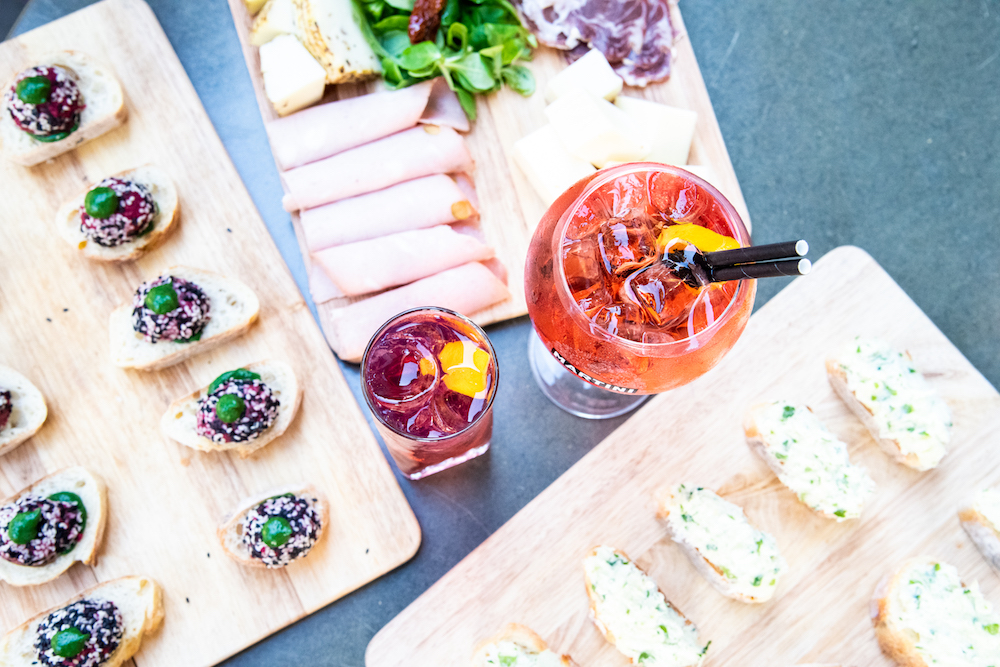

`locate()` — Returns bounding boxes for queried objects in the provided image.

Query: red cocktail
[362,307,498,479]
[525,163,755,417]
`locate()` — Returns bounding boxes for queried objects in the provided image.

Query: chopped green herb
[781,405,795,420]
[834,509,847,518]
[774,452,787,460]
[752,575,762,586]
[985,623,999,635]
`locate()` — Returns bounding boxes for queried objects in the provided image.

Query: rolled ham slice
[418,78,470,133]
[282,126,474,211]
[312,224,495,297]
[326,261,512,362]
[302,175,477,252]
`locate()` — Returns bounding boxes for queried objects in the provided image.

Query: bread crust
[871,557,936,667]
[959,507,1000,573]
[160,360,301,458]
[217,483,329,568]
[0,365,47,457]
[0,467,108,586]
[471,623,575,666]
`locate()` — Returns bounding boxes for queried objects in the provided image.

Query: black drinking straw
[703,240,809,268]
[710,258,812,282]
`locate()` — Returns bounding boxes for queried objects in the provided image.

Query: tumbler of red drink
[361,307,498,480]
[524,163,756,418]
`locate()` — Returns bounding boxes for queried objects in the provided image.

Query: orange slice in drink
[657,223,739,253]
[439,340,490,398]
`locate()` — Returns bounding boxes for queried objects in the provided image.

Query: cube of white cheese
[250,0,296,46]
[545,49,624,103]
[259,35,327,117]
[544,91,651,168]
[513,125,597,206]
[614,96,698,166]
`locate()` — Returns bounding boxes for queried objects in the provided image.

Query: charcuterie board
[0,1,420,665]
[366,246,1000,666]
[226,0,751,357]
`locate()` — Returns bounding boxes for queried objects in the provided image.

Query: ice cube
[597,216,658,276]
[563,236,608,299]
[366,336,439,412]
[649,171,709,222]
[682,284,733,337]
[620,261,701,328]
[593,303,646,342]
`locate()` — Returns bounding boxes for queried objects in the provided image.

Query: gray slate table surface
[7,1,1000,664]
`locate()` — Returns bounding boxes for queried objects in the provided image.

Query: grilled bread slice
[658,484,787,603]
[0,576,163,666]
[871,557,1000,666]
[472,623,575,666]
[0,51,126,167]
[826,337,952,472]
[161,360,301,458]
[959,488,1000,573]
[0,365,47,457]
[744,400,876,521]
[0,467,107,587]
[56,165,179,262]
[582,546,709,666]
[109,266,259,371]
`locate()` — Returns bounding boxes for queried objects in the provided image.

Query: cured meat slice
[515,0,677,86]
[418,78,470,132]
[325,261,511,362]
[312,225,495,297]
[309,262,343,305]
[281,126,475,211]
[301,175,476,252]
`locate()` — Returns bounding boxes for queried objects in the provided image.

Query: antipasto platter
[0,1,420,665]
[366,246,1000,666]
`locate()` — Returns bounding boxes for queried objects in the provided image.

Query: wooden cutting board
[226,0,751,356]
[366,245,1000,666]
[0,1,420,665]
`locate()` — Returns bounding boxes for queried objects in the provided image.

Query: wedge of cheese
[245,0,268,15]
[513,124,596,206]
[615,96,698,166]
[545,48,623,103]
[545,91,651,167]
[259,35,327,116]
[250,0,297,46]
[294,0,381,84]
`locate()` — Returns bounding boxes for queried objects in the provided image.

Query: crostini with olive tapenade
[109,266,260,371]
[0,51,126,167]
[0,467,107,587]
[56,165,179,262]
[472,623,576,667]
[160,360,301,458]
[0,575,163,667]
[219,484,328,569]
[0,365,47,457]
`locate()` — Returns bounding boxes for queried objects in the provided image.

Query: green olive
[215,394,245,423]
[48,492,86,553]
[8,508,42,545]
[51,627,90,658]
[144,282,179,315]
[208,369,261,394]
[261,516,293,549]
[83,186,119,219]
[16,75,51,105]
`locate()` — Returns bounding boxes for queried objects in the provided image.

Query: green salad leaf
[352,0,537,121]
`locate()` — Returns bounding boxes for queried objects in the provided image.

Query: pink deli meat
[312,225,495,297]
[515,0,677,86]
[281,126,474,211]
[418,78,470,132]
[326,262,511,362]
[301,175,477,251]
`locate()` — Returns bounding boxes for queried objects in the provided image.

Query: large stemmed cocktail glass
[524,163,756,418]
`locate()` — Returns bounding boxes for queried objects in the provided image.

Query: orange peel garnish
[439,340,490,398]
[657,223,739,253]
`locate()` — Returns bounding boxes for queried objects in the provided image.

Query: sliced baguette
[218,483,328,568]
[0,467,107,587]
[871,556,1000,666]
[0,365,47,457]
[472,623,575,666]
[109,266,259,371]
[56,165,179,262]
[0,575,163,666]
[1,51,126,167]
[959,488,1000,573]
[161,360,301,458]
[582,546,708,666]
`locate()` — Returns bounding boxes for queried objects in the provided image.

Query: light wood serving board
[227,0,751,357]
[366,245,1000,666]
[0,1,420,665]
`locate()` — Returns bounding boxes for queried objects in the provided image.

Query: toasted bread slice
[0,467,107,587]
[0,575,162,666]
[472,623,575,666]
[959,488,1000,573]
[658,484,787,604]
[871,557,1000,666]
[582,546,708,666]
[161,360,301,458]
[218,483,328,568]
[826,338,951,472]
[109,266,259,371]
[0,365,47,457]
[1,51,126,167]
[56,165,179,262]
[744,400,876,521]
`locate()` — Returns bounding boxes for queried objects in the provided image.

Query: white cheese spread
[973,488,1000,533]
[664,485,787,600]
[479,640,565,667]
[752,401,876,520]
[833,337,952,469]
[584,546,708,666]
[890,560,1000,665]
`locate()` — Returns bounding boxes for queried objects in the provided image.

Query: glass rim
[552,162,754,352]
[360,306,499,442]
